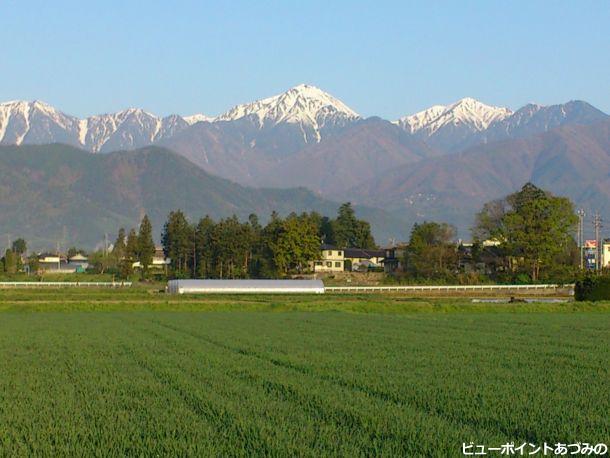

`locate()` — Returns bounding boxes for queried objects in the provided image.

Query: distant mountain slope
[256,117,439,196]
[350,119,610,235]
[480,100,608,144]
[0,144,409,249]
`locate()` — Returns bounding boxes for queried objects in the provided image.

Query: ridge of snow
[78,119,88,145]
[184,113,214,125]
[215,84,360,140]
[397,104,446,133]
[398,98,513,135]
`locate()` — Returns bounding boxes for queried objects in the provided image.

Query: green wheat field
[0,289,608,456]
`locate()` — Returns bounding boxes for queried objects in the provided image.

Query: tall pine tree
[138,215,155,277]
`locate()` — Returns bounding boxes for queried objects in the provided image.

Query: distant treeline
[3,183,605,286]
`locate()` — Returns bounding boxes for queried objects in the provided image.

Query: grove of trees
[399,183,580,283]
[473,183,578,282]
[160,203,376,279]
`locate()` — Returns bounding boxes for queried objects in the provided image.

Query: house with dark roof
[381,244,407,273]
[311,244,345,272]
[343,248,385,271]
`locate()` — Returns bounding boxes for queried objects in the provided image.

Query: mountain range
[349,118,610,234]
[0,144,410,248]
[0,84,608,246]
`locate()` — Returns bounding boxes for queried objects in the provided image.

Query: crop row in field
[0,310,608,455]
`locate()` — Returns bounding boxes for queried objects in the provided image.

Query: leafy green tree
[404,221,458,280]
[270,213,320,275]
[27,253,40,274]
[67,247,86,258]
[137,215,156,277]
[502,184,577,281]
[474,183,578,282]
[88,250,113,274]
[11,238,27,255]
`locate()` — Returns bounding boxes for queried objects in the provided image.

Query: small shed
[167,279,325,295]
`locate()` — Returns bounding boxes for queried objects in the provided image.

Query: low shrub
[575,275,610,301]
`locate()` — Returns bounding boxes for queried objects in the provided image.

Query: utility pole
[593,212,603,273]
[577,209,585,270]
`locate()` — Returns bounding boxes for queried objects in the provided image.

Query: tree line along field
[0,291,608,455]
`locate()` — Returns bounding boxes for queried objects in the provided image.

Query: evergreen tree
[161,210,193,276]
[113,228,126,259]
[210,216,252,279]
[260,212,284,277]
[247,213,264,277]
[332,203,376,249]
[138,215,156,277]
[11,239,27,255]
[2,249,17,274]
[333,203,358,248]
[195,216,215,278]
[121,228,138,278]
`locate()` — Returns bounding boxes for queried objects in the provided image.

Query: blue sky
[2,0,609,119]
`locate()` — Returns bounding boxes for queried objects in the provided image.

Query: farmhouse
[37,253,89,273]
[343,248,385,271]
[167,279,325,294]
[311,244,344,272]
[132,246,171,270]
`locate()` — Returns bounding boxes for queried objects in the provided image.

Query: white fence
[325,284,572,294]
[0,282,132,288]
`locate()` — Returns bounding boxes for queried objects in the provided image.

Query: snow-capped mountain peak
[443,97,512,130]
[215,84,360,141]
[398,97,512,135]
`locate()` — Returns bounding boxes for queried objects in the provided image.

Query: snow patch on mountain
[184,113,214,125]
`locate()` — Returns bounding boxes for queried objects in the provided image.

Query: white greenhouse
[167,279,325,295]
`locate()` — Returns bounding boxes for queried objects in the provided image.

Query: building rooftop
[344,248,385,259]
